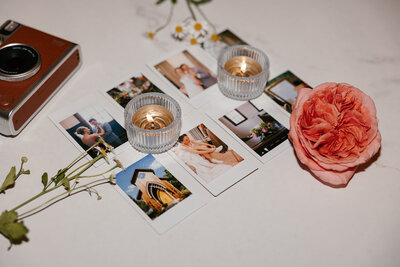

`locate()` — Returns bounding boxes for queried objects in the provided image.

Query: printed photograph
[264,71,311,113]
[59,104,128,159]
[154,50,217,99]
[106,75,163,108]
[219,101,289,157]
[172,123,244,183]
[203,29,248,58]
[115,154,192,220]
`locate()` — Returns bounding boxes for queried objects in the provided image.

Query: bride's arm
[192,140,215,149]
[181,144,215,154]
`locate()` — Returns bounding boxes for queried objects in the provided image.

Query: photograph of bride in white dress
[154,50,217,99]
[172,123,244,183]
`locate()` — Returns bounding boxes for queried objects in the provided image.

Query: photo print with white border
[49,93,130,167]
[207,94,291,164]
[100,71,195,117]
[168,112,259,196]
[147,46,224,109]
[202,28,248,59]
[113,152,206,234]
[264,70,311,114]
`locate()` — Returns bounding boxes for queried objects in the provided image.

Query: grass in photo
[115,154,191,220]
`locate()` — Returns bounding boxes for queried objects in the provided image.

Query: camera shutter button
[0,94,14,108]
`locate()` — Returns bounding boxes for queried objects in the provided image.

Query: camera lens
[0,43,41,82]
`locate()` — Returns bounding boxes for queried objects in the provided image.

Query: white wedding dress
[180,74,204,98]
[174,143,231,183]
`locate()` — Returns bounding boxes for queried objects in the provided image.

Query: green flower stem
[65,155,102,180]
[17,178,110,219]
[43,141,102,191]
[10,184,59,212]
[66,155,103,181]
[10,154,104,213]
[194,4,216,32]
[154,1,175,33]
[78,166,118,179]
[186,0,197,20]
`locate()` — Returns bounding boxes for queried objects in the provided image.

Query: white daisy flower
[171,22,187,41]
[188,34,206,45]
[187,20,209,38]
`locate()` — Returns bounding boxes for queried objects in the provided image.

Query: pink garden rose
[289,83,381,186]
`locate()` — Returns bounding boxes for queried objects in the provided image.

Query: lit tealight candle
[132,105,174,130]
[224,56,263,77]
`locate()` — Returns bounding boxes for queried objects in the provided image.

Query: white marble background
[0,0,399,266]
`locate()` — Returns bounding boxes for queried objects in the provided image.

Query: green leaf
[0,166,16,193]
[0,210,29,248]
[53,169,66,186]
[156,0,166,4]
[190,0,211,5]
[62,178,70,191]
[41,172,48,188]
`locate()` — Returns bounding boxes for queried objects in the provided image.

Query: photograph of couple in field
[154,50,217,99]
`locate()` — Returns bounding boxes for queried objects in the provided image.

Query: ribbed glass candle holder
[217,45,269,100]
[124,93,182,154]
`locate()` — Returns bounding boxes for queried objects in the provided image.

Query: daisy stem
[17,178,110,219]
[194,4,216,32]
[43,140,102,191]
[10,154,104,213]
[154,1,175,33]
[186,0,197,21]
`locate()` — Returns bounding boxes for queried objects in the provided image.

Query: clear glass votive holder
[217,45,269,100]
[124,93,182,154]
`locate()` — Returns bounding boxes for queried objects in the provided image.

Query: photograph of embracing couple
[154,50,217,99]
[59,105,127,158]
[172,123,243,183]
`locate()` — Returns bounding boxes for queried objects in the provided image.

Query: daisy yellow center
[175,26,183,33]
[194,23,202,31]
[190,38,197,45]
[148,32,154,39]
[210,34,218,42]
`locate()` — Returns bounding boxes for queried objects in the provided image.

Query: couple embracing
[175,64,216,98]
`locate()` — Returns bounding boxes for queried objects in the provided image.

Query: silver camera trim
[0,43,42,82]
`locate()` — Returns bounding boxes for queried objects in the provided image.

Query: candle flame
[146,113,154,122]
[240,61,247,72]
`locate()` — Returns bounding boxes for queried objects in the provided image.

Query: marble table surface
[1,0,399,266]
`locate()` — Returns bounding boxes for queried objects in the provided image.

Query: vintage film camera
[0,20,82,136]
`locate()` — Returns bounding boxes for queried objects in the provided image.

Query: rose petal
[310,166,357,186]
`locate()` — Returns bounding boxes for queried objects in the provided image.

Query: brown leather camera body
[0,20,81,136]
